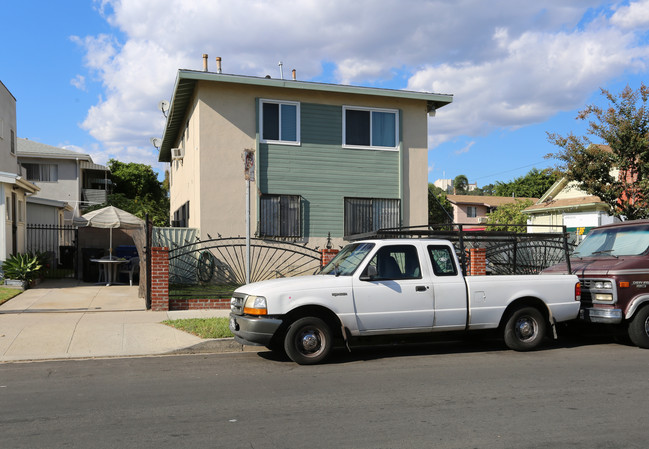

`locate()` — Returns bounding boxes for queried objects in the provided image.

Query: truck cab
[544,219,649,348]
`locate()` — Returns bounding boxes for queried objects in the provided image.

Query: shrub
[1,253,43,282]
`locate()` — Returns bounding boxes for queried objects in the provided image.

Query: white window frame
[342,106,399,151]
[259,99,301,146]
[466,206,477,218]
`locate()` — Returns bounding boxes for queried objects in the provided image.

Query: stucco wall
[19,157,80,205]
[169,81,430,242]
[0,83,18,175]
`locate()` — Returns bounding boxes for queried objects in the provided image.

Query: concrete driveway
[0,279,234,362]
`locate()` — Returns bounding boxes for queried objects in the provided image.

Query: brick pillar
[321,249,339,267]
[468,248,486,276]
[150,247,169,311]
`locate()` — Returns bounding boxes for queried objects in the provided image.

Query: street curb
[170,337,261,355]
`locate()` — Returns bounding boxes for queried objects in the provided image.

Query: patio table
[90,258,128,286]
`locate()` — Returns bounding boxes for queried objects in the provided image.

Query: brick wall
[468,248,486,276]
[321,249,339,267]
[150,247,169,311]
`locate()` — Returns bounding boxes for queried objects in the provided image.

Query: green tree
[486,199,534,233]
[85,159,169,226]
[474,183,495,196]
[428,184,453,224]
[453,174,469,194]
[547,84,649,220]
[493,168,560,198]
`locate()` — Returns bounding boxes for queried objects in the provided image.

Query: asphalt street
[1,337,647,448]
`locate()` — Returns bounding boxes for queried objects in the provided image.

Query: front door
[353,244,434,333]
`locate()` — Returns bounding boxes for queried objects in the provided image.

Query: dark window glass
[364,245,421,280]
[345,109,370,146]
[428,245,458,276]
[262,102,279,141]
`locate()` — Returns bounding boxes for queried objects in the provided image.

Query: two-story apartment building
[0,80,39,261]
[159,64,452,247]
[16,138,110,225]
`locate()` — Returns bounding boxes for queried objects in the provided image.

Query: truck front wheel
[284,317,332,365]
[503,307,547,351]
[628,306,649,349]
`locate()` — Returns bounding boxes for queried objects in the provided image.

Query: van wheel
[503,307,547,351]
[628,306,649,349]
[284,317,332,365]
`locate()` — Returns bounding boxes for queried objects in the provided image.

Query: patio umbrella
[73,206,144,258]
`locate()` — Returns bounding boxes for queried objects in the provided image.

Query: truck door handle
[416,286,428,292]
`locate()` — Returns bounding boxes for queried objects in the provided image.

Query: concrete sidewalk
[0,279,243,363]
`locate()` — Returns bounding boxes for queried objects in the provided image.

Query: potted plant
[2,253,43,289]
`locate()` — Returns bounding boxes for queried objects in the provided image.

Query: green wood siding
[258,102,400,238]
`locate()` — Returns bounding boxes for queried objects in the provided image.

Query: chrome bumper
[579,307,623,324]
[229,313,283,346]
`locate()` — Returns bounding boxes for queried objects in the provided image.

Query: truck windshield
[320,243,375,276]
[573,224,649,257]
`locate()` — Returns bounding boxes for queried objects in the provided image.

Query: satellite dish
[150,137,162,148]
[158,100,170,117]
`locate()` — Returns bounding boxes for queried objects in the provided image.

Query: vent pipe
[216,57,222,74]
[292,69,296,80]
[202,54,208,71]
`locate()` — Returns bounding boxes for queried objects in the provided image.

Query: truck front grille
[230,293,245,315]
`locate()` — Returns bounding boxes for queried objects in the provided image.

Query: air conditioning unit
[477,217,488,224]
[171,147,185,160]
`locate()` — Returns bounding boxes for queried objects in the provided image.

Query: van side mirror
[360,265,377,281]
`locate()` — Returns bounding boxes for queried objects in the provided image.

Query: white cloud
[75,0,649,165]
[455,141,475,155]
[611,0,649,29]
[412,21,649,146]
[70,75,86,91]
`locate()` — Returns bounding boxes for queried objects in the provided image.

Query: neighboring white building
[433,178,477,194]
[16,138,110,224]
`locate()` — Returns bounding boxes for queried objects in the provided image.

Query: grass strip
[162,317,233,339]
[0,287,23,306]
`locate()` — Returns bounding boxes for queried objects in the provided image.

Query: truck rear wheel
[503,307,547,351]
[628,306,649,349]
[284,317,332,365]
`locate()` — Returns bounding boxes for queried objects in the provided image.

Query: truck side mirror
[360,265,377,281]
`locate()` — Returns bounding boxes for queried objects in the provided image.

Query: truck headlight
[594,281,613,289]
[594,293,614,301]
[243,295,267,315]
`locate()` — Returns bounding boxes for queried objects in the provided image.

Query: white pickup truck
[230,239,581,364]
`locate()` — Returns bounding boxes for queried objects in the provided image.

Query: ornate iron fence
[155,229,322,299]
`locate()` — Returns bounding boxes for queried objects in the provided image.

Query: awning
[80,161,109,172]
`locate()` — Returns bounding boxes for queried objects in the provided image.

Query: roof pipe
[216,57,222,74]
[203,54,208,71]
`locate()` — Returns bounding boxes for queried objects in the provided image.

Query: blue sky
[2,1,649,187]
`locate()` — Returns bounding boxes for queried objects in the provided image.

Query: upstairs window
[10,129,15,154]
[260,99,300,144]
[260,194,301,237]
[172,201,190,227]
[23,163,58,182]
[344,197,400,237]
[343,106,398,150]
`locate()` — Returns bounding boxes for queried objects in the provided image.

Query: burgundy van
[544,220,649,348]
